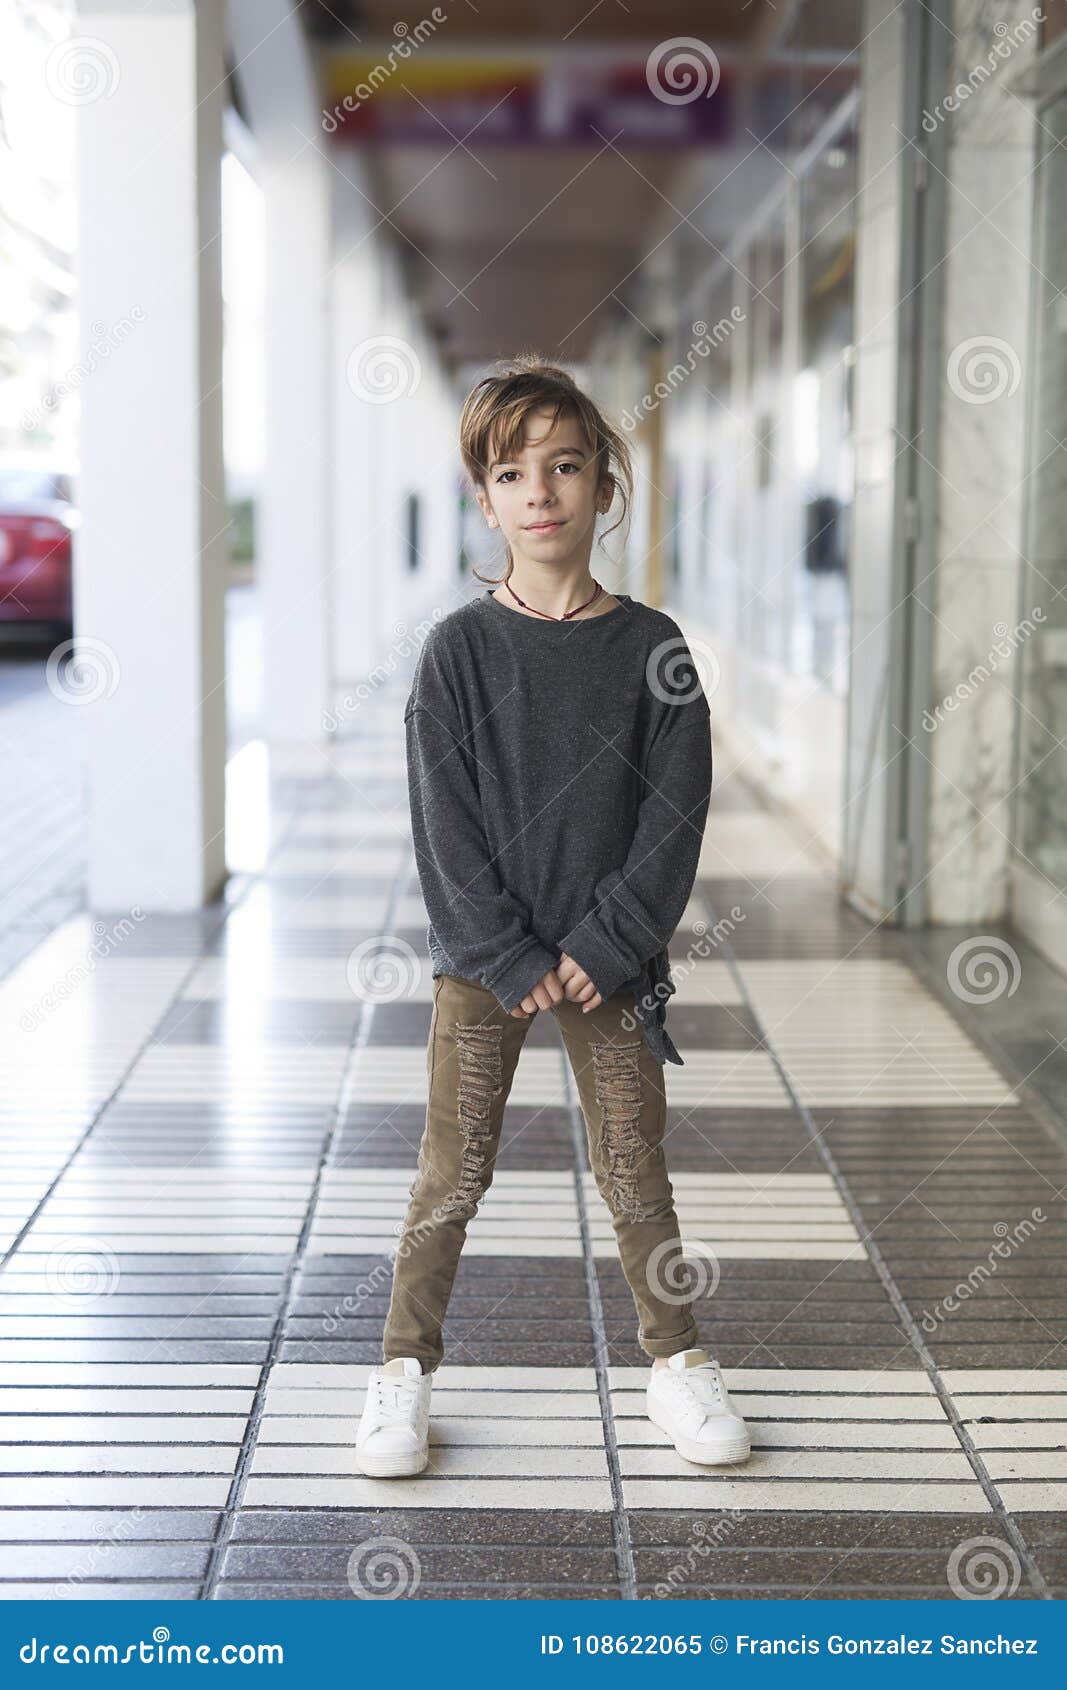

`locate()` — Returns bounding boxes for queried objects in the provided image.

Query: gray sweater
[404,588,713,1065]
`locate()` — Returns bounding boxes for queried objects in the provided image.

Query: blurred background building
[2,0,1065,975]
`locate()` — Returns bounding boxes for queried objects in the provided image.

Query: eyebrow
[491,446,587,471]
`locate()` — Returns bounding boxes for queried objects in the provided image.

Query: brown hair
[459,352,633,585]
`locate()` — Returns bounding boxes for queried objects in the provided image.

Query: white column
[924,0,1039,922]
[74,0,227,909]
[228,0,332,743]
[329,182,385,694]
[329,227,463,704]
[260,147,332,741]
[842,0,916,920]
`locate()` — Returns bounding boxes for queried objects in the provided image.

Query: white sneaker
[647,1348,751,1465]
[355,1357,432,1477]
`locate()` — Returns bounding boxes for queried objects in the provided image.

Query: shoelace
[661,1363,727,1415]
[371,1373,422,1426]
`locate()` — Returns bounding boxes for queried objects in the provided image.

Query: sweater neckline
[481,587,632,628]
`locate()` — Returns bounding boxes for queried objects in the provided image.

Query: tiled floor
[1,682,1066,1601]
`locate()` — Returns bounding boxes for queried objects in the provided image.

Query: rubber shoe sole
[647,1396,751,1466]
[355,1441,429,1478]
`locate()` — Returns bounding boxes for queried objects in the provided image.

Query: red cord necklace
[505,577,605,621]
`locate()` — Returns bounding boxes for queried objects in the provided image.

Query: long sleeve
[405,633,561,1012]
[560,700,713,1001]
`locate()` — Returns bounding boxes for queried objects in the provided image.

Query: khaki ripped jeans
[382,971,701,1374]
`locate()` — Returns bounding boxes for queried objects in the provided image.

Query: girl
[356,356,750,1478]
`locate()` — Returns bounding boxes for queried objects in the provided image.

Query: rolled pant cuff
[639,1324,702,1359]
[382,1351,439,1375]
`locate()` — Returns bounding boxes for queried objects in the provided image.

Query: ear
[474,487,497,529]
[597,473,615,514]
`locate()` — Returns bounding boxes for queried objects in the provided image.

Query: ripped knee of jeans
[438,1020,504,1221]
[591,1039,650,1222]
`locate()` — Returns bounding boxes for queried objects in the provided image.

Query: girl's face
[476,405,613,572]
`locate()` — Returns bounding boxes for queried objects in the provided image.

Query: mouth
[524,519,566,534]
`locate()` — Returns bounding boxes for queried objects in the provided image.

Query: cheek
[494,492,523,526]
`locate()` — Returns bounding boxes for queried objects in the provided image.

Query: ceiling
[300,1,858,49]
[302,1,861,371]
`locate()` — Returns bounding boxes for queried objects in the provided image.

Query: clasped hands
[508,952,602,1019]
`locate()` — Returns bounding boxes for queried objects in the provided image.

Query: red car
[0,464,77,637]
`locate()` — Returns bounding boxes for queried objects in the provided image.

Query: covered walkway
[1,658,1065,1600]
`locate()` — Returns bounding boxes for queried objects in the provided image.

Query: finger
[581,994,603,1013]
